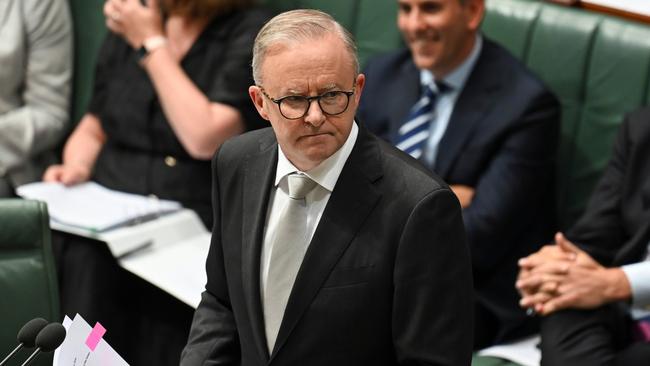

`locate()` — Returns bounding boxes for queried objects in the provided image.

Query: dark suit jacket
[181,125,474,365]
[357,38,560,344]
[567,108,650,266]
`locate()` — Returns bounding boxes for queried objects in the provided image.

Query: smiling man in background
[358,0,561,348]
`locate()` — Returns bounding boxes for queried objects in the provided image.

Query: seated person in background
[0,0,72,197]
[358,0,560,348]
[517,108,650,366]
[42,0,270,364]
[181,9,473,366]
[45,0,268,226]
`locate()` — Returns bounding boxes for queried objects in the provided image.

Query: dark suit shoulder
[217,127,274,159]
[480,37,554,99]
[363,48,413,75]
[374,135,452,200]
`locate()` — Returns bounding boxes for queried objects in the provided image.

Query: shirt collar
[420,34,483,92]
[275,121,359,192]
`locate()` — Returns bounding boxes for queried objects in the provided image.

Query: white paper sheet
[477,334,541,366]
[53,314,128,366]
[119,232,211,308]
[16,181,181,232]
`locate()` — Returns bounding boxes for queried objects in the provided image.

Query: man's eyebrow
[319,83,339,91]
[279,87,305,96]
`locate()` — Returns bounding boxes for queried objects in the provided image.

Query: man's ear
[465,0,485,31]
[249,86,270,121]
[354,73,366,105]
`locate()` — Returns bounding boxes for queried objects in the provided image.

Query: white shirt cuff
[621,261,650,311]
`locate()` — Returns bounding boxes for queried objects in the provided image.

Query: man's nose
[304,99,325,127]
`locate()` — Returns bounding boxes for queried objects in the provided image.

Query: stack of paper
[54,314,128,366]
[16,181,182,233]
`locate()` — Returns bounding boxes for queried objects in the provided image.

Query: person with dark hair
[358,0,560,348]
[43,1,270,364]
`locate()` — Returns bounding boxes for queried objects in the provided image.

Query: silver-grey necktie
[263,174,317,352]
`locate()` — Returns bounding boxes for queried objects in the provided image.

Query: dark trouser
[52,231,194,366]
[540,303,650,366]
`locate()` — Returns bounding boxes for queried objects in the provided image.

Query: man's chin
[412,56,438,71]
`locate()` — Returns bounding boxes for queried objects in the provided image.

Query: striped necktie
[395,82,447,159]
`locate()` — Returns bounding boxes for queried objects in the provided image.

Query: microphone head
[17,318,49,347]
[34,323,67,352]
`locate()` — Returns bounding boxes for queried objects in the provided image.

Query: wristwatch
[136,36,167,63]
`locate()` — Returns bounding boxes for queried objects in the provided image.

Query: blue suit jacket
[358,38,560,344]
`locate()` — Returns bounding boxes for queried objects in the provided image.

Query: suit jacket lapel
[270,127,383,359]
[388,59,421,143]
[435,42,500,176]
[241,132,278,361]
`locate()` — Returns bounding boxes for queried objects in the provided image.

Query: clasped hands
[516,232,631,316]
[104,0,164,49]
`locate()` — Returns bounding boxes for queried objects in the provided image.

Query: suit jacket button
[164,156,177,167]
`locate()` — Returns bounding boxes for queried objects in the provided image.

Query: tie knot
[424,80,450,98]
[287,174,317,200]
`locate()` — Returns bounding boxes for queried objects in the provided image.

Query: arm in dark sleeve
[181,150,239,366]
[565,113,632,265]
[462,90,560,272]
[207,9,271,132]
[87,33,123,117]
[393,188,474,366]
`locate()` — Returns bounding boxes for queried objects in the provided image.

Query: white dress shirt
[260,122,359,296]
[421,35,483,167]
[622,242,650,316]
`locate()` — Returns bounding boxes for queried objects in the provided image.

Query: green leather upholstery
[472,356,519,366]
[258,0,402,66]
[0,199,59,366]
[483,0,650,229]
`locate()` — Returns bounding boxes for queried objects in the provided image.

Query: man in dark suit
[517,108,650,365]
[181,9,473,366]
[357,0,560,347]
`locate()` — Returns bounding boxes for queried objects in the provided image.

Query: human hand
[517,233,631,315]
[104,0,164,49]
[450,184,475,208]
[43,163,91,186]
[535,265,631,315]
[516,235,575,312]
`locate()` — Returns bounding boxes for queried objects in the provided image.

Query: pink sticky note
[85,322,107,351]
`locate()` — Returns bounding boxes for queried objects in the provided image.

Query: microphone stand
[0,344,23,366]
[20,348,41,366]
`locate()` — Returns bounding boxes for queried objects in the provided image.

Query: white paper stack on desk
[16,181,211,308]
[16,181,182,233]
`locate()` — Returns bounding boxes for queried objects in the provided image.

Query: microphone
[0,318,48,366]
[20,323,66,366]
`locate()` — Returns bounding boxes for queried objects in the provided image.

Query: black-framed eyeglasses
[259,87,356,120]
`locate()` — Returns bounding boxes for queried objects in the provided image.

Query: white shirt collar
[420,34,483,92]
[274,121,359,192]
